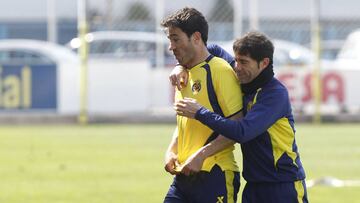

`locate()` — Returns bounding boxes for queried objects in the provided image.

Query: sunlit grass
[0,124,359,203]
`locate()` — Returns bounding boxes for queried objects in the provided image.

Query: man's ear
[260,58,270,69]
[192,31,202,44]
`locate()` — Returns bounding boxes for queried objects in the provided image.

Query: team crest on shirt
[192,80,201,94]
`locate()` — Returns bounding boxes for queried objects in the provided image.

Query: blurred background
[0,0,360,122]
[0,0,359,203]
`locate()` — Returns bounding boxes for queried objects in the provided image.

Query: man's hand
[174,98,203,118]
[180,148,206,176]
[169,65,189,90]
[164,151,180,175]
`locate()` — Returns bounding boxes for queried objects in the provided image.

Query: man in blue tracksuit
[173,31,309,203]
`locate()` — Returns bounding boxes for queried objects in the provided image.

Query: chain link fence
[81,0,360,118]
[1,0,360,119]
[1,0,359,59]
[86,0,360,58]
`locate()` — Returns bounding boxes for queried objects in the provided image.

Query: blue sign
[0,64,57,110]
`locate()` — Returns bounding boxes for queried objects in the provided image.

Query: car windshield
[68,32,177,67]
[88,40,155,58]
[0,49,55,64]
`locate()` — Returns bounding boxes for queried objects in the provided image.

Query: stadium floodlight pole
[47,0,57,43]
[249,0,259,30]
[310,0,322,124]
[233,0,243,38]
[77,0,89,125]
[155,0,165,69]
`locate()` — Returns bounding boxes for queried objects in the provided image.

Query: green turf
[0,124,359,203]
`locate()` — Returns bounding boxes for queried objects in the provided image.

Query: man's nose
[169,43,175,51]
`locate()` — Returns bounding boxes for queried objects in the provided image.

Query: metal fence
[2,0,360,59]
[81,0,360,121]
[86,0,360,55]
[1,0,360,121]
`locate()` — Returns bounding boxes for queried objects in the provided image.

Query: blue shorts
[242,180,308,203]
[164,164,240,203]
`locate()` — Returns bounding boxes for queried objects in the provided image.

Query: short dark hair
[233,31,274,64]
[161,7,208,45]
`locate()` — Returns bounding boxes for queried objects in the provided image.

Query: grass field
[0,124,359,203]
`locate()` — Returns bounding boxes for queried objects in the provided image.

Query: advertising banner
[0,64,57,110]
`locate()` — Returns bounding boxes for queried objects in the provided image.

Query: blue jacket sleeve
[207,44,235,68]
[195,89,289,143]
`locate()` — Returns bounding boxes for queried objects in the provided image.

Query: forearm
[164,128,180,175]
[195,107,250,143]
[195,90,288,143]
[166,127,178,154]
[197,135,235,159]
[196,112,241,160]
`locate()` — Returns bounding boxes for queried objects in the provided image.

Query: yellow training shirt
[175,55,243,172]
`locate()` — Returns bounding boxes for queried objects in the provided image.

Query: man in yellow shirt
[161,7,243,203]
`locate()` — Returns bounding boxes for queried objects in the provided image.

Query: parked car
[0,39,77,64]
[0,38,173,115]
[68,31,176,67]
[68,31,175,113]
[319,39,344,60]
[0,39,79,113]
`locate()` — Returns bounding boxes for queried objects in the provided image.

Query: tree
[208,0,234,22]
[125,2,152,21]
